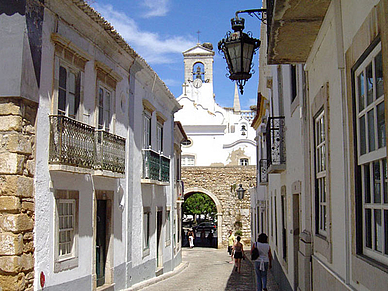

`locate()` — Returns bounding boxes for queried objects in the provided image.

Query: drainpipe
[333,0,351,286]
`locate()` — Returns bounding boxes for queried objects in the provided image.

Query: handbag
[251,243,259,260]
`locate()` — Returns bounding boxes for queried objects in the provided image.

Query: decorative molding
[51,33,91,70]
[95,60,123,88]
[142,99,156,113]
[156,112,167,124]
[223,139,256,149]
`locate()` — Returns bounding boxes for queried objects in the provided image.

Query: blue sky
[91,0,263,109]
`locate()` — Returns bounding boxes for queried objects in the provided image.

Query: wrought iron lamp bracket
[235,9,267,24]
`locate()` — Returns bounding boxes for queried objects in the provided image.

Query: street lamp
[236,184,246,200]
[218,9,266,94]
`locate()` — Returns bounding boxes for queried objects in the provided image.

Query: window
[281,193,287,261]
[157,121,164,152]
[314,110,327,237]
[166,209,171,246]
[182,155,195,167]
[275,194,278,247]
[143,208,151,255]
[58,200,75,257]
[290,65,297,103]
[54,190,79,272]
[182,138,193,147]
[143,110,152,149]
[270,195,274,238]
[98,86,112,131]
[354,42,387,264]
[52,34,87,120]
[240,158,249,166]
[58,65,80,119]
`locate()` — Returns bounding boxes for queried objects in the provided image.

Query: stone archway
[182,166,256,248]
[184,187,223,248]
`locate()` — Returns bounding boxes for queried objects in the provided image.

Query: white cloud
[93,4,196,64]
[141,0,169,17]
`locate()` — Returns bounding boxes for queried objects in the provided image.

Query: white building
[175,43,257,167]
[251,0,388,290]
[0,1,183,290]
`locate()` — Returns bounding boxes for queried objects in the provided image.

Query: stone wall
[182,165,256,248]
[0,98,37,291]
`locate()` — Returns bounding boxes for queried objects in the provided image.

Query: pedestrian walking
[227,230,235,263]
[233,236,244,273]
[188,230,195,248]
[251,233,272,291]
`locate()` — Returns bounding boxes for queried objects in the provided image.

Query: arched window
[193,63,204,81]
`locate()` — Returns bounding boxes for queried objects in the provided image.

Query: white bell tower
[181,43,215,111]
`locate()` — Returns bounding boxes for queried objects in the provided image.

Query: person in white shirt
[251,233,273,291]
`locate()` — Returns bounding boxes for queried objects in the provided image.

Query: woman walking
[233,236,244,273]
[188,229,195,248]
[251,233,272,291]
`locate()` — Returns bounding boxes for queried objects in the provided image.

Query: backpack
[251,242,259,260]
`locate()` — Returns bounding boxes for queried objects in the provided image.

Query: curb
[125,261,190,291]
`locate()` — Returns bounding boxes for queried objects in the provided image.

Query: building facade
[0,1,183,290]
[251,0,388,290]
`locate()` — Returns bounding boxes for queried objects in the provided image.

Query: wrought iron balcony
[266,116,286,173]
[259,159,268,184]
[142,148,170,183]
[160,155,170,182]
[49,115,95,169]
[95,130,126,174]
[49,115,125,174]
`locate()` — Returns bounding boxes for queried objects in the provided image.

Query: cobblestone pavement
[137,247,280,291]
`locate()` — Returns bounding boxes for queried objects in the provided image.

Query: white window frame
[355,42,388,264]
[239,158,249,166]
[97,84,113,132]
[143,110,152,149]
[143,207,151,257]
[166,209,171,246]
[314,110,327,237]
[54,190,79,272]
[182,154,195,167]
[56,62,81,119]
[157,121,164,153]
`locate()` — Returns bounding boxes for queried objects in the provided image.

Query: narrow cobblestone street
[131,247,280,291]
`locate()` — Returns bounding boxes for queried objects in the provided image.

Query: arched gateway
[184,187,223,248]
[182,166,256,249]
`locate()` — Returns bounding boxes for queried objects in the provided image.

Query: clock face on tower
[193,78,202,88]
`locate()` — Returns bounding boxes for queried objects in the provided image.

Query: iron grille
[259,159,268,184]
[266,116,286,167]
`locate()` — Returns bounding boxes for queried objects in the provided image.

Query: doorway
[95,190,113,289]
[293,192,300,290]
[96,200,107,287]
[156,209,163,270]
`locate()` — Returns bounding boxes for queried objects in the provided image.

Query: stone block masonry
[0,98,37,291]
[182,165,256,248]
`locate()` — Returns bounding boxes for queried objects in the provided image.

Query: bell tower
[181,43,215,110]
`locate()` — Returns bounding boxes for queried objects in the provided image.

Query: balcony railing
[142,148,170,183]
[259,159,268,184]
[49,115,125,174]
[95,130,126,174]
[266,116,286,172]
